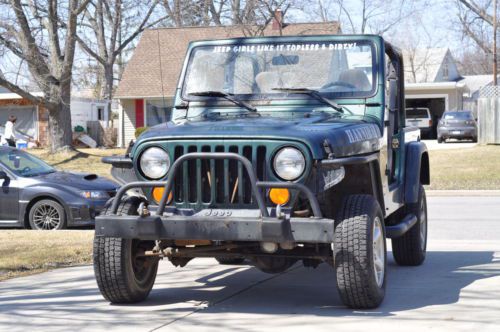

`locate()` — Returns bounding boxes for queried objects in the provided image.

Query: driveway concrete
[1,196,500,332]
[423,139,477,151]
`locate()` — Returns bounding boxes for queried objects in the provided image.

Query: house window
[442,62,449,80]
[145,99,172,127]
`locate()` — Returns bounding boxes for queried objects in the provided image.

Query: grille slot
[171,143,267,208]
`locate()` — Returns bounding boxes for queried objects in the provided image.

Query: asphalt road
[1,195,500,332]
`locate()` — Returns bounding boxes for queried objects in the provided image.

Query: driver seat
[338,69,371,91]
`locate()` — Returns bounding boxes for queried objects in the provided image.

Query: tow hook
[137,202,151,217]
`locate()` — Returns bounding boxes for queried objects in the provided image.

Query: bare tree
[392,19,437,83]
[456,0,495,54]
[456,49,492,74]
[77,0,165,110]
[159,0,298,35]
[0,0,90,152]
[227,0,298,36]
[455,0,500,79]
[161,0,219,27]
[307,0,427,35]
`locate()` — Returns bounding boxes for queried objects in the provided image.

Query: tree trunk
[47,87,73,152]
[102,62,114,125]
[103,63,114,101]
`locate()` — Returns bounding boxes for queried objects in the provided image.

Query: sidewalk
[427,190,500,196]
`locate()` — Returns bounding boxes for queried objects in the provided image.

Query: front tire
[334,195,386,309]
[93,196,159,304]
[392,185,427,266]
[29,199,66,230]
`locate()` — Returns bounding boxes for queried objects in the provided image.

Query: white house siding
[119,99,136,147]
[70,98,109,130]
[434,51,461,82]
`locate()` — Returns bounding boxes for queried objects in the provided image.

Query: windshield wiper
[272,88,352,114]
[189,91,257,112]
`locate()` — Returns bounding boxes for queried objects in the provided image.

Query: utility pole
[494,0,498,85]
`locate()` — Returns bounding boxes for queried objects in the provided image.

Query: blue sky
[289,0,467,55]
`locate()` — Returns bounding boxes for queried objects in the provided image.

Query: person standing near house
[1,116,20,147]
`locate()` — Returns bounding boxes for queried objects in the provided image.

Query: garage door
[0,105,37,139]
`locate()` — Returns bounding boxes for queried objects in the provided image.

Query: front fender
[19,187,92,225]
[404,141,430,204]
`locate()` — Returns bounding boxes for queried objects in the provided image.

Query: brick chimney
[272,9,283,31]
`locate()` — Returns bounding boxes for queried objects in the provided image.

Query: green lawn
[428,145,500,190]
[29,148,126,179]
[0,230,93,281]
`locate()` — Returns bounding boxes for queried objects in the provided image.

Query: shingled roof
[115,22,341,99]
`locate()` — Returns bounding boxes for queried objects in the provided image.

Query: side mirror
[0,171,7,180]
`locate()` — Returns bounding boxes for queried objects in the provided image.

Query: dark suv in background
[437,110,477,143]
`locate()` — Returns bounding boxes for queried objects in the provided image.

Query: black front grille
[171,144,267,208]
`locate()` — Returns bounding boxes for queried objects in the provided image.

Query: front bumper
[68,199,108,226]
[438,127,477,139]
[95,213,335,243]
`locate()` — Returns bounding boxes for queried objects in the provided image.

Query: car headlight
[273,147,306,181]
[139,147,170,179]
[80,190,109,200]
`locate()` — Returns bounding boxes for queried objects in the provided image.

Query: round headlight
[139,147,170,179]
[273,147,306,181]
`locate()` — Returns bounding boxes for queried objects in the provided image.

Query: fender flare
[404,141,430,204]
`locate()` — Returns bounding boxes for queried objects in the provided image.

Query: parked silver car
[0,147,119,229]
[437,110,477,143]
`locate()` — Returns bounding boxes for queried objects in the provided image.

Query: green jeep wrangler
[95,34,429,309]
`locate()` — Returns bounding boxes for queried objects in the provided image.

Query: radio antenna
[156,29,167,117]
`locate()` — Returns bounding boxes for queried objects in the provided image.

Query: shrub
[135,126,149,138]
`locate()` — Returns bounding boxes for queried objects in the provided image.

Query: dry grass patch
[29,148,126,178]
[429,145,500,190]
[0,230,93,281]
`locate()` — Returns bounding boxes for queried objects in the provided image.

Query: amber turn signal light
[152,187,173,204]
[269,188,290,206]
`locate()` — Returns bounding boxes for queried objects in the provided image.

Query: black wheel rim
[33,204,61,230]
[131,240,156,285]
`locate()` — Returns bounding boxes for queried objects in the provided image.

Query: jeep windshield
[182,40,376,104]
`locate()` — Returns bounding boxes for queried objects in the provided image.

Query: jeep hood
[137,116,383,159]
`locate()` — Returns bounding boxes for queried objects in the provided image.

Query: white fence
[478,86,500,144]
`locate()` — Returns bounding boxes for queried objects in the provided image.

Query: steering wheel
[321,81,357,90]
[21,166,32,174]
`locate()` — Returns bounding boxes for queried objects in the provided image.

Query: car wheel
[93,196,159,304]
[29,199,66,230]
[334,195,386,309]
[392,185,427,266]
[437,136,443,143]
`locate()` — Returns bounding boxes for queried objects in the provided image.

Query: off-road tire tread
[392,185,427,266]
[334,195,385,309]
[93,196,157,303]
